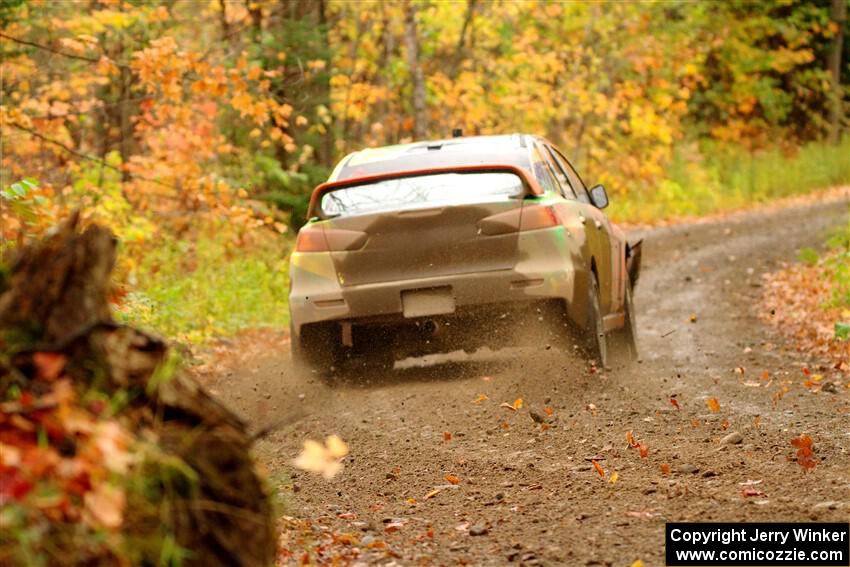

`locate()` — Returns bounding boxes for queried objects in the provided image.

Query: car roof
[329,134,537,182]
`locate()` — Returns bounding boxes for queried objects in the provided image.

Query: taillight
[295,227,368,252]
[478,205,560,235]
[295,227,329,252]
[519,205,560,232]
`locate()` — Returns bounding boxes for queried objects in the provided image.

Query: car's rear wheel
[585,275,608,368]
[610,275,639,366]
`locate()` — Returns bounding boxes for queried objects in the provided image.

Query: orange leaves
[472,393,488,404]
[445,474,460,485]
[741,487,766,498]
[669,397,681,410]
[790,434,818,471]
[442,431,452,442]
[591,459,605,478]
[626,430,648,457]
[33,352,66,381]
[706,398,721,413]
[659,463,670,475]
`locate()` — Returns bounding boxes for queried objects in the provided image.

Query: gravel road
[209,197,850,566]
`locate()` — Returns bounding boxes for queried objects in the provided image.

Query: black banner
[666,523,849,566]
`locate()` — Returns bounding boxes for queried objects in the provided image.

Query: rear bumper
[289,263,588,338]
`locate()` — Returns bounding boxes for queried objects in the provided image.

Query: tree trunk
[828,0,846,144]
[218,0,230,39]
[404,0,428,140]
[450,0,477,79]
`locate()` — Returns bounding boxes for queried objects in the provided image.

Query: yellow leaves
[230,92,255,117]
[472,393,489,404]
[608,471,619,485]
[293,435,349,479]
[706,398,721,413]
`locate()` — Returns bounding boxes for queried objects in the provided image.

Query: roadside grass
[610,138,850,223]
[115,224,290,345]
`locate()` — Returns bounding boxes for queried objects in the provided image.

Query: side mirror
[589,184,608,209]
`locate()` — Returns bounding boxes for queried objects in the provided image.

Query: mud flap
[627,239,643,287]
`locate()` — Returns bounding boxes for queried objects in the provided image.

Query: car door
[544,144,616,315]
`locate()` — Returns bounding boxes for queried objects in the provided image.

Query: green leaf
[798,247,819,266]
[10,182,27,197]
[835,322,850,341]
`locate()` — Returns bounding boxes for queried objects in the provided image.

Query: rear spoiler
[307,164,544,220]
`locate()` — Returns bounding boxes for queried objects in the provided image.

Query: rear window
[319,172,524,217]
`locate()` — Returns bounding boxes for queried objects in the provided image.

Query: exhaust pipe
[421,319,442,337]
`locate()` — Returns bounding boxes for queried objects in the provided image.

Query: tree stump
[0,214,274,566]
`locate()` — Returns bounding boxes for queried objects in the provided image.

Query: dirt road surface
[207,198,850,566]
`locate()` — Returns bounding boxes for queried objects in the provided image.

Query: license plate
[402,287,455,318]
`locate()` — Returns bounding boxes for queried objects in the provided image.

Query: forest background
[1,0,848,344]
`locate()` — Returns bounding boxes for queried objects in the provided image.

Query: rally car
[289,134,641,374]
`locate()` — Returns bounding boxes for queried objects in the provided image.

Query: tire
[585,275,608,368]
[610,275,639,366]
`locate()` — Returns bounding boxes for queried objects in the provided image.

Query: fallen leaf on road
[720,419,730,430]
[791,434,818,470]
[626,510,657,519]
[424,488,442,499]
[591,459,604,478]
[500,420,509,430]
[443,431,452,442]
[513,398,523,409]
[445,474,460,485]
[706,398,721,413]
[293,435,349,479]
[337,512,356,520]
[753,415,762,428]
[473,393,489,404]
[639,444,649,458]
[659,463,670,475]
[544,406,554,416]
[760,371,770,380]
[632,560,646,567]
[625,430,639,448]
[499,402,517,412]
[406,497,416,505]
[608,471,619,484]
[670,398,681,410]
[741,487,766,498]
[384,521,404,533]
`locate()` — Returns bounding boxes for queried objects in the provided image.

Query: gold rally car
[289,134,641,374]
